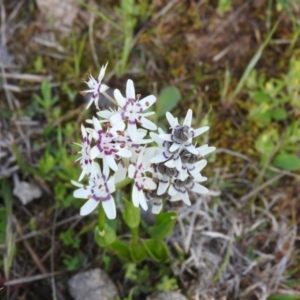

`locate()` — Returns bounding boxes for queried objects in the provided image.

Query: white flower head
[160,109,209,154]
[72,163,116,219]
[73,124,95,181]
[168,169,208,206]
[110,79,157,141]
[128,147,157,211]
[90,117,132,171]
[81,63,109,110]
[150,110,211,176]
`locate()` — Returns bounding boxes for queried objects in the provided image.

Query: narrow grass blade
[230,21,279,102]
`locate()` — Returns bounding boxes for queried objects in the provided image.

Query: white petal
[132,185,140,207]
[99,84,109,93]
[143,177,156,190]
[169,142,181,152]
[194,176,208,182]
[139,191,148,211]
[92,116,102,132]
[195,159,207,172]
[136,95,156,110]
[98,62,108,80]
[114,161,127,183]
[78,169,87,182]
[117,148,132,158]
[81,124,87,138]
[188,166,208,181]
[144,147,157,160]
[97,109,113,120]
[150,152,171,163]
[105,155,118,171]
[197,145,216,156]
[128,118,137,141]
[164,159,175,168]
[137,128,148,139]
[106,177,116,193]
[92,129,99,140]
[114,89,126,107]
[74,188,90,199]
[157,177,169,195]
[166,112,178,127]
[180,167,188,181]
[170,193,182,201]
[158,134,172,142]
[90,146,101,159]
[189,182,209,194]
[192,126,209,137]
[184,143,199,155]
[102,160,110,179]
[80,198,99,216]
[128,164,135,179]
[110,113,124,125]
[126,79,135,99]
[142,111,155,117]
[149,132,163,144]
[94,162,101,174]
[152,200,162,214]
[168,184,177,196]
[109,122,125,136]
[136,146,146,165]
[102,196,116,219]
[71,180,84,188]
[173,154,182,172]
[181,189,191,205]
[183,109,192,127]
[140,116,157,130]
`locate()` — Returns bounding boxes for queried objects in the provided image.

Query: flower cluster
[72,64,215,219]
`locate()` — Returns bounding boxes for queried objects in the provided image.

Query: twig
[4,271,64,286]
[240,173,286,203]
[0,73,53,81]
[50,207,58,299]
[16,222,48,274]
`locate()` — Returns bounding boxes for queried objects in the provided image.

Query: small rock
[36,0,79,34]
[68,268,118,300]
[148,291,188,300]
[13,175,42,205]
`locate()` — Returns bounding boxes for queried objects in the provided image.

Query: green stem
[98,204,106,231]
[131,226,139,244]
[102,91,119,107]
[115,177,133,190]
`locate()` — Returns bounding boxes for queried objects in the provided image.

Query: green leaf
[150,212,177,240]
[59,229,80,248]
[63,254,83,271]
[268,295,300,300]
[230,21,278,101]
[123,200,140,229]
[253,90,270,103]
[54,182,66,202]
[38,151,56,175]
[217,0,232,15]
[94,224,116,247]
[130,242,147,263]
[271,107,287,121]
[252,110,272,127]
[143,239,170,262]
[110,239,131,260]
[156,87,181,118]
[254,128,279,159]
[273,153,300,171]
[0,207,7,243]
